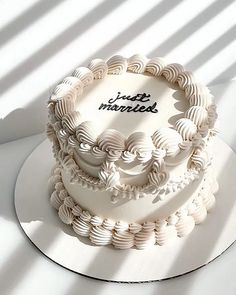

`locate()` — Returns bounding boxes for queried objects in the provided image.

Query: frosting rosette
[177,71,196,90]
[145,57,166,76]
[55,98,75,120]
[152,128,182,157]
[89,226,112,246]
[58,204,74,225]
[112,231,134,249]
[175,213,195,237]
[107,55,128,74]
[50,191,63,210]
[127,54,148,73]
[148,167,168,187]
[134,230,156,249]
[53,83,77,102]
[175,118,198,141]
[185,106,208,127]
[72,217,91,237]
[162,63,184,83]
[98,161,120,189]
[72,67,94,86]
[61,111,81,134]
[76,121,98,145]
[155,220,177,245]
[62,76,83,97]
[126,132,154,154]
[88,58,108,79]
[97,129,125,152]
[185,83,212,107]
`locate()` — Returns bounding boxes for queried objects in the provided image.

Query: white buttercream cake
[47,54,218,250]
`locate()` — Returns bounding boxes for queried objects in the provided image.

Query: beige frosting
[47,54,218,249]
[162,63,184,83]
[97,129,126,151]
[72,67,94,86]
[88,59,108,80]
[62,76,84,97]
[89,226,112,246]
[54,98,75,120]
[152,128,182,157]
[60,146,214,223]
[127,54,148,73]
[177,71,196,90]
[49,164,217,249]
[185,106,208,127]
[145,57,166,76]
[62,111,81,134]
[75,121,98,145]
[175,118,198,141]
[107,55,128,74]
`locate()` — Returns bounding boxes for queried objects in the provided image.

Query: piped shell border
[49,164,216,250]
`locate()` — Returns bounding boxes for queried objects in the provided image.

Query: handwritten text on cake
[98,92,158,113]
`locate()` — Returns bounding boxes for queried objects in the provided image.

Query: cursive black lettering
[98,103,112,110]
[137,93,151,103]
[98,92,158,114]
[146,102,158,113]
[108,91,151,104]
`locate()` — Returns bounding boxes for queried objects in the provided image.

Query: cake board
[14,137,236,282]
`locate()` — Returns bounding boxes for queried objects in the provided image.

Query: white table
[0,0,236,291]
[0,81,236,294]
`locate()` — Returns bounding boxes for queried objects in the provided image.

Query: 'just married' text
[98,91,158,113]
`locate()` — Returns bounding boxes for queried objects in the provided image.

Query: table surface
[0,1,236,292]
[1,81,236,294]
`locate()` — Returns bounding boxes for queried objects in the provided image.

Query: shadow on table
[0,0,235,294]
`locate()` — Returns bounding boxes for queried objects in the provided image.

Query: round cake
[47,54,218,250]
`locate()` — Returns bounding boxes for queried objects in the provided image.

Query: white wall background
[0,0,235,143]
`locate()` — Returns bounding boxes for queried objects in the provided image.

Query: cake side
[49,163,217,249]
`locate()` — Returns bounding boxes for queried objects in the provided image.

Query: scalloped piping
[49,165,216,250]
[47,54,217,155]
[47,54,217,194]
[54,138,201,202]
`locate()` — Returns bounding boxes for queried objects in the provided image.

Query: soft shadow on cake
[46,54,218,250]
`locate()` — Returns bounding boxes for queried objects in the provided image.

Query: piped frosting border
[46,54,218,200]
[49,164,216,250]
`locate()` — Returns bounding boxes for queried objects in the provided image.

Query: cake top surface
[47,54,217,158]
[77,72,188,137]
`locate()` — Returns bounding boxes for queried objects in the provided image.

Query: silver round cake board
[14,137,236,282]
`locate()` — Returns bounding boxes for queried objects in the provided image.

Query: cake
[47,54,218,250]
